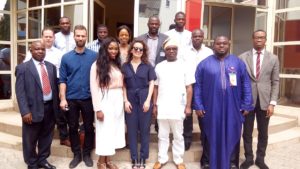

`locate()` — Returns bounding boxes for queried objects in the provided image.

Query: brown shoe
[153,161,165,169]
[177,163,186,169]
[60,139,71,147]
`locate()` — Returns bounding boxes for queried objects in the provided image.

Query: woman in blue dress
[122,40,156,169]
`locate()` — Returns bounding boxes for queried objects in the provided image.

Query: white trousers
[158,119,184,164]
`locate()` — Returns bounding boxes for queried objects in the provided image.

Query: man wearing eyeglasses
[239,30,279,169]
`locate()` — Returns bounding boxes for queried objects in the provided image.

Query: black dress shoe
[240,160,254,169]
[83,154,93,167]
[38,162,56,169]
[69,155,82,168]
[201,163,209,169]
[255,160,269,169]
[184,142,191,151]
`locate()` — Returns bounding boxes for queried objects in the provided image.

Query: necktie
[40,62,51,95]
[256,51,261,79]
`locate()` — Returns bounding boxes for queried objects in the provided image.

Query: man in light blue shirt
[87,24,108,52]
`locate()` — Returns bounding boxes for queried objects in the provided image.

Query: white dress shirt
[24,46,62,78]
[165,29,191,59]
[54,32,76,54]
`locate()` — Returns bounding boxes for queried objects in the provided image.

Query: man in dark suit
[239,30,280,169]
[15,41,58,169]
[136,15,168,67]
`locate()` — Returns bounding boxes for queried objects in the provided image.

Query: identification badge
[160,51,165,57]
[229,73,237,86]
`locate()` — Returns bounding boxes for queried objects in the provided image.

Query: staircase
[0,105,299,162]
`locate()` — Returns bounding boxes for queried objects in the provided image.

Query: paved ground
[1,143,300,169]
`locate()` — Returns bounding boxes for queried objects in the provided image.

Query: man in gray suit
[15,41,58,169]
[136,15,168,67]
[239,30,280,169]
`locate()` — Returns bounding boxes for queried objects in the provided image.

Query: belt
[43,100,53,104]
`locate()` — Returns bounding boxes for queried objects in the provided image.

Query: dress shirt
[32,58,52,101]
[54,32,76,54]
[146,33,159,66]
[87,39,101,52]
[24,46,62,78]
[252,48,277,106]
[59,48,97,100]
[165,29,191,59]
[183,44,214,74]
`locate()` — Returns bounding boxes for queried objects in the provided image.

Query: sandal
[106,161,118,169]
[131,159,139,169]
[97,162,107,169]
[139,159,146,169]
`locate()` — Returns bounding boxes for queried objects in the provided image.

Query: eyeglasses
[133,47,144,52]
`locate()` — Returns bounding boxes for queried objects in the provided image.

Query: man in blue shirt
[59,25,97,168]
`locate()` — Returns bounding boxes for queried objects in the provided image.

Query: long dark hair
[126,39,149,64]
[96,37,121,91]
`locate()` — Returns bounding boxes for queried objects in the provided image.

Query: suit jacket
[15,59,59,122]
[239,50,280,110]
[136,33,168,65]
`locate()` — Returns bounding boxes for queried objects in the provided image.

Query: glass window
[274,45,300,73]
[279,78,300,107]
[64,4,84,28]
[276,0,300,9]
[45,0,61,5]
[137,0,178,35]
[44,7,61,28]
[1,0,10,11]
[0,45,11,70]
[17,13,26,40]
[0,74,11,100]
[29,0,42,7]
[17,0,26,10]
[274,11,300,42]
[17,43,26,64]
[28,9,42,39]
[255,11,267,31]
[203,5,209,39]
[211,6,232,39]
[0,14,10,41]
[235,0,267,6]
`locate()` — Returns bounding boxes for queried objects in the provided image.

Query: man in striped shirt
[87,24,108,52]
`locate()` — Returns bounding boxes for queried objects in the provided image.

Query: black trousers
[66,99,94,156]
[198,116,240,167]
[242,98,270,162]
[183,115,193,146]
[55,109,69,140]
[22,101,55,168]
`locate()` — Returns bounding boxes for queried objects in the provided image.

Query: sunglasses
[133,47,144,52]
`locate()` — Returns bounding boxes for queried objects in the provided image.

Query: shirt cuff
[270,101,277,106]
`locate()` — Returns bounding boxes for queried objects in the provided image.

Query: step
[0,131,203,162]
[0,111,297,142]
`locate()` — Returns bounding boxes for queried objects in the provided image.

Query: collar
[73,47,87,55]
[190,44,204,52]
[146,32,159,40]
[252,48,265,55]
[32,58,45,66]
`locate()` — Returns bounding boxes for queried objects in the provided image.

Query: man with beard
[136,16,168,67]
[193,36,253,169]
[87,24,108,52]
[59,25,97,168]
[55,16,76,54]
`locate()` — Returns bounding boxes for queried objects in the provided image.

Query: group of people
[15,11,279,169]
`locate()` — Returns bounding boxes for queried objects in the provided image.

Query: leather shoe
[240,160,254,169]
[184,142,191,151]
[38,162,56,169]
[69,155,82,168]
[83,154,93,167]
[60,138,71,147]
[255,160,269,169]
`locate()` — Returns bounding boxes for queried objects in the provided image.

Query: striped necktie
[256,51,261,79]
[40,62,51,95]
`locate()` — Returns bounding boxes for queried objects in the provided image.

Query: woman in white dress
[90,37,125,169]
